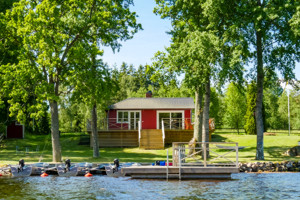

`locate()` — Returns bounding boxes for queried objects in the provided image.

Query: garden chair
[16,146,24,155]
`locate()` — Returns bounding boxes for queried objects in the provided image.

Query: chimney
[146,90,152,98]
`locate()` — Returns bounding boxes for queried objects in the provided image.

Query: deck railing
[89,118,140,131]
[162,118,215,131]
[161,118,189,130]
[172,142,239,168]
[90,118,195,131]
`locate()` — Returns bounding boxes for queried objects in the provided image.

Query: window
[157,111,184,129]
[117,111,129,123]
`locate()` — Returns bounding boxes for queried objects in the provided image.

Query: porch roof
[109,97,194,110]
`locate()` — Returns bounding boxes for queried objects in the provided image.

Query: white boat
[10,165,32,177]
[57,165,78,177]
[105,165,122,177]
[105,163,141,177]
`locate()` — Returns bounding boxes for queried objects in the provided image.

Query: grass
[0,131,299,165]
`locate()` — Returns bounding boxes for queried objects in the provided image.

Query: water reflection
[0,173,299,200]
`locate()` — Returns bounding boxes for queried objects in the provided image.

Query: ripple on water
[0,173,300,200]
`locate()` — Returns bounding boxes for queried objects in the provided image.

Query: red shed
[6,121,25,139]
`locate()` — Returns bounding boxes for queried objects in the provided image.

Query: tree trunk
[202,78,211,158]
[255,2,265,160]
[236,121,240,135]
[194,87,203,142]
[50,100,62,162]
[91,103,99,157]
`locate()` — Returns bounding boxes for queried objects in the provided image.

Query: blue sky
[102,1,171,68]
[102,1,300,80]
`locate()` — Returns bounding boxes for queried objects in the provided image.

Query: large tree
[2,0,141,162]
[70,44,117,157]
[154,0,244,144]
[234,0,299,160]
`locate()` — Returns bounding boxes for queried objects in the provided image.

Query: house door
[129,111,140,130]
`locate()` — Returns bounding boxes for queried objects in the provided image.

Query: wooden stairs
[139,129,164,149]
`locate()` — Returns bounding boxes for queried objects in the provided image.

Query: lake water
[0,173,299,200]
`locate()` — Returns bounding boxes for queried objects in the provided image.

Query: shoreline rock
[239,161,300,172]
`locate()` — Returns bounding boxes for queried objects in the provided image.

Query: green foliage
[110,62,188,100]
[31,107,50,135]
[289,90,300,129]
[0,0,19,13]
[223,83,246,133]
[169,31,221,89]
[264,87,281,130]
[244,82,257,135]
[209,88,224,128]
[290,5,300,36]
[1,0,142,118]
[59,100,89,133]
[0,0,141,162]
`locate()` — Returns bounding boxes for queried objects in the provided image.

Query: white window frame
[117,110,141,124]
[156,110,185,129]
[117,110,129,123]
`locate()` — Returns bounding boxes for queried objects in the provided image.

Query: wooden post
[179,148,181,180]
[166,149,169,181]
[236,143,239,167]
[173,143,177,166]
[203,142,207,167]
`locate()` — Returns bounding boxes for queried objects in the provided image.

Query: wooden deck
[91,130,138,147]
[88,129,205,148]
[122,166,239,179]
[139,129,164,149]
[165,130,193,144]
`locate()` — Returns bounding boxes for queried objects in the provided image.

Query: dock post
[166,149,169,181]
[179,147,181,180]
[203,142,207,167]
[235,143,239,167]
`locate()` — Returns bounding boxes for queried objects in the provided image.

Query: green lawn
[212,133,300,162]
[0,131,299,165]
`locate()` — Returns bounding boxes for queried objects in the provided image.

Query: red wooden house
[91,92,195,149]
[107,95,194,130]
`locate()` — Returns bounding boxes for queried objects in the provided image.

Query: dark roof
[109,97,194,109]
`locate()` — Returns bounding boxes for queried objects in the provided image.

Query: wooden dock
[122,166,239,179]
[122,141,241,180]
